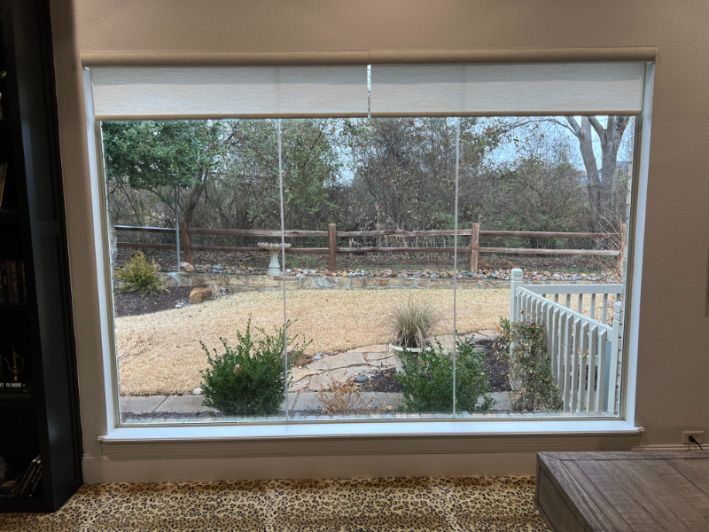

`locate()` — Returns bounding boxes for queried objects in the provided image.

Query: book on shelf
[8,456,42,498]
[0,259,26,304]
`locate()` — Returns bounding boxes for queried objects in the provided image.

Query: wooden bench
[536,451,709,531]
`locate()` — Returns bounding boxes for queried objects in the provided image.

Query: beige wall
[51,0,709,480]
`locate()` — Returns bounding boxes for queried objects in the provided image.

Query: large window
[89,62,650,425]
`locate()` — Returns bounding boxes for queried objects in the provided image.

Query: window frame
[82,60,654,434]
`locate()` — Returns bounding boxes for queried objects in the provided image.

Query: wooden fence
[114,223,622,272]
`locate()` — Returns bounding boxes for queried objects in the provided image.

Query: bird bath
[257,242,291,276]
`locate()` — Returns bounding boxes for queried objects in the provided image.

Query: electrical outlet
[682,430,704,446]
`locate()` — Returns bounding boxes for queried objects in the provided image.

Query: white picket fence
[509,268,624,415]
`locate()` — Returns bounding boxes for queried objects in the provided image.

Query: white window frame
[82,61,654,441]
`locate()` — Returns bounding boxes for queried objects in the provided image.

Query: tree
[102,120,228,228]
[343,117,500,232]
[562,116,631,228]
[197,119,341,230]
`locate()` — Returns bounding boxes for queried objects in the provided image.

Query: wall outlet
[682,430,704,446]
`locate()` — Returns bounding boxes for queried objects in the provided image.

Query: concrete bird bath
[257,242,291,276]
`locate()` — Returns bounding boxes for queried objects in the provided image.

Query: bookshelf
[0,0,82,512]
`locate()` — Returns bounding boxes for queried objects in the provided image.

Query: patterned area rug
[0,476,548,531]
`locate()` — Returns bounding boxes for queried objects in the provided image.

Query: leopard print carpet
[0,476,549,531]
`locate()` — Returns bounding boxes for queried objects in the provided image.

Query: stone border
[162,272,513,291]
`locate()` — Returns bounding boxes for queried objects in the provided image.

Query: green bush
[200,319,308,416]
[396,340,493,413]
[495,318,563,412]
[114,251,166,296]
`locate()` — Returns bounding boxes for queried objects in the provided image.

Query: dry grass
[116,287,509,395]
[318,377,374,415]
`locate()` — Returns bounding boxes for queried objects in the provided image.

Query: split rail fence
[114,222,623,273]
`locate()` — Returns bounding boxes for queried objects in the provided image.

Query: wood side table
[536,451,709,531]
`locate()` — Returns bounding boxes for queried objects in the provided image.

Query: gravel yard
[115,287,510,396]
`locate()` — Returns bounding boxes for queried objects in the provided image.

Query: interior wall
[50,0,709,480]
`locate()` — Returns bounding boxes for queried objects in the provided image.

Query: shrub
[200,319,309,416]
[396,340,493,413]
[114,251,166,296]
[390,297,440,348]
[495,318,563,412]
[318,377,373,415]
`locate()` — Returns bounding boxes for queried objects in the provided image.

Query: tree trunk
[566,116,630,231]
[181,179,207,228]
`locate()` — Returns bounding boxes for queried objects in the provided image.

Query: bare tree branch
[565,116,581,136]
[587,116,606,141]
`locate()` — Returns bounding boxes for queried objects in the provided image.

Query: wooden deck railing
[114,223,622,272]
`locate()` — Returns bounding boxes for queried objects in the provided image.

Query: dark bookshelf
[0,0,82,512]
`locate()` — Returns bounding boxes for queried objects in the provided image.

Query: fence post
[469,222,480,272]
[509,268,523,322]
[174,188,181,272]
[606,300,623,414]
[328,223,337,272]
[180,219,193,265]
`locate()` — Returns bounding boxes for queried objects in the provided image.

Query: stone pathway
[119,392,404,417]
[290,344,396,392]
[119,391,512,419]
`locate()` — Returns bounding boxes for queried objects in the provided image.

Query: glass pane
[277,117,459,420]
[102,114,635,424]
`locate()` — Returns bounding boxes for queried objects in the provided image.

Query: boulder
[179,261,195,272]
[188,287,213,304]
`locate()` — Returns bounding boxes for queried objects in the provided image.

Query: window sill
[98,420,644,459]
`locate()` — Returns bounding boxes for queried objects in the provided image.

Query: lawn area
[115,287,510,395]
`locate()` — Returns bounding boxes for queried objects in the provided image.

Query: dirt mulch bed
[361,368,403,393]
[116,247,615,276]
[483,348,511,392]
[114,287,192,318]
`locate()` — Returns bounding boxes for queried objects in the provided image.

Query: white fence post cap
[511,268,523,280]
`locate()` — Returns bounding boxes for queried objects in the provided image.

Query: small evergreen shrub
[114,251,166,296]
[200,320,308,416]
[390,297,440,348]
[396,340,493,413]
[495,318,563,412]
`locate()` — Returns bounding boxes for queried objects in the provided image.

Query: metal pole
[175,186,181,272]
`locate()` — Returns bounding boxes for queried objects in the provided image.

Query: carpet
[0,476,548,531]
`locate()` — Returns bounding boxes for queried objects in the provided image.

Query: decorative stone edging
[162,272,513,291]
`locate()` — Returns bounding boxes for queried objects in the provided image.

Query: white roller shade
[370,62,646,115]
[90,66,369,119]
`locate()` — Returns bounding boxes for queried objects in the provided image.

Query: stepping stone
[120,395,167,415]
[306,351,368,371]
[154,395,217,414]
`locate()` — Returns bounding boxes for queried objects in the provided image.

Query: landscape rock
[192,387,203,395]
[179,261,195,272]
[188,287,213,304]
